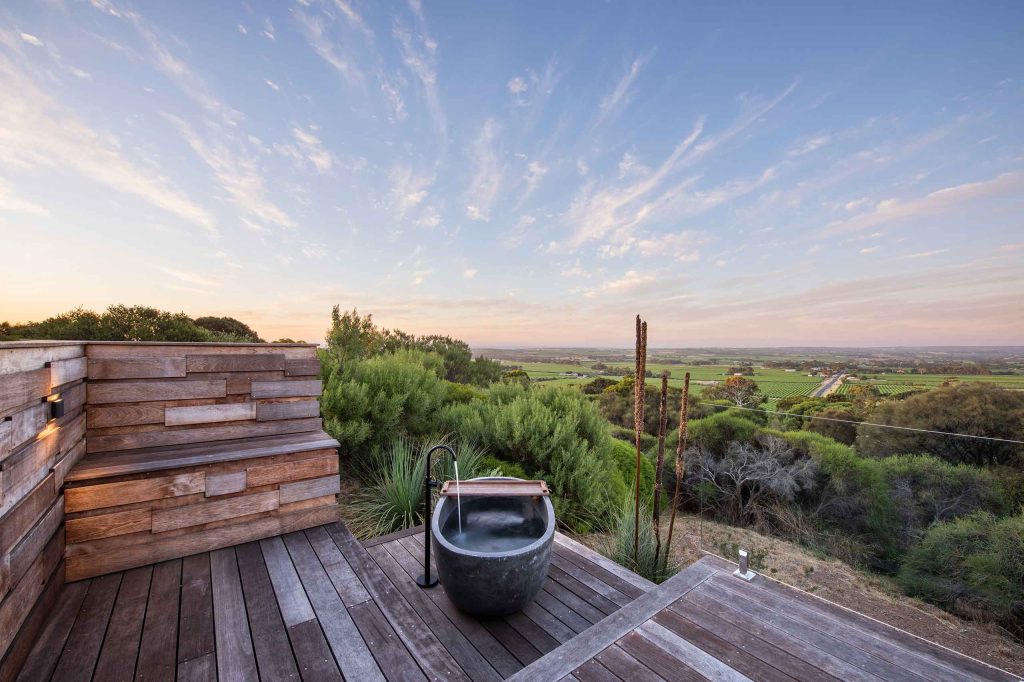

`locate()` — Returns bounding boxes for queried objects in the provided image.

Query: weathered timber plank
[68,432,339,481]
[506,560,716,682]
[285,358,320,376]
[87,379,226,405]
[135,559,181,682]
[0,429,59,517]
[177,652,216,681]
[479,618,542,666]
[287,618,344,681]
[178,553,215,667]
[348,600,427,682]
[2,559,65,682]
[88,356,186,380]
[0,419,10,464]
[151,489,279,533]
[210,547,259,681]
[572,659,622,682]
[0,474,56,556]
[186,353,285,373]
[86,402,166,428]
[305,525,372,607]
[247,450,338,488]
[279,474,340,504]
[5,497,62,595]
[544,579,609,625]
[554,533,656,593]
[93,566,152,682]
[66,507,152,543]
[49,572,121,682]
[65,471,205,512]
[619,629,714,681]
[595,644,667,682]
[522,600,579,644]
[548,563,621,615]
[205,470,247,497]
[85,416,321,453]
[368,541,501,681]
[0,368,50,416]
[327,522,469,681]
[60,382,86,416]
[388,535,523,677]
[550,548,638,606]
[57,411,86,454]
[165,402,256,426]
[53,439,87,489]
[234,542,301,681]
[65,505,339,581]
[532,586,596,634]
[7,403,45,454]
[284,531,387,682]
[11,579,88,682]
[250,379,322,399]
[260,535,315,627]
[85,343,315,360]
[49,357,87,386]
[505,611,562,655]
[225,371,284,395]
[1,529,63,642]
[0,344,82,375]
[256,399,320,422]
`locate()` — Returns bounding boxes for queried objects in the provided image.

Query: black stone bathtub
[430,477,555,616]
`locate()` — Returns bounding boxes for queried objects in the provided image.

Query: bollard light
[733,547,756,582]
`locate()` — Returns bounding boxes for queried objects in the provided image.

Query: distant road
[812,372,846,398]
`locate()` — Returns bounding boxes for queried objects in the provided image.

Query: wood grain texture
[86,403,166,429]
[279,475,341,505]
[256,399,320,422]
[49,357,87,387]
[5,575,86,682]
[246,450,338,488]
[0,530,63,657]
[1,429,59,518]
[151,490,280,533]
[209,548,259,680]
[285,358,320,377]
[440,479,549,497]
[0,419,10,464]
[164,402,256,427]
[87,379,226,405]
[86,343,315,360]
[68,433,338,481]
[0,474,56,557]
[0,368,50,416]
[5,496,62,597]
[205,470,247,497]
[53,440,87,489]
[65,472,206,512]
[8,403,45,453]
[66,508,152,543]
[186,354,285,373]
[88,356,186,380]
[135,559,181,682]
[0,344,82,375]
[250,379,322,399]
[85,416,321,453]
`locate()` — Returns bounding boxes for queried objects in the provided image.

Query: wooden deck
[15,522,1018,681]
[16,522,654,681]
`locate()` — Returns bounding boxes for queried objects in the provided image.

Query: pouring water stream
[454,461,462,534]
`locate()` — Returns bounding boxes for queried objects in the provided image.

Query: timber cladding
[0,340,339,678]
[0,343,86,675]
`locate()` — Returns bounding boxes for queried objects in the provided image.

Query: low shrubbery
[899,511,1024,637]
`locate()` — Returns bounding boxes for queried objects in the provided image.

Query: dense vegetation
[1,305,267,342]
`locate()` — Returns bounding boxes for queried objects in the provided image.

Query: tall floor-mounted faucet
[417,444,456,588]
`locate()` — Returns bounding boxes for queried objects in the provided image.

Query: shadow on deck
[16,522,1019,682]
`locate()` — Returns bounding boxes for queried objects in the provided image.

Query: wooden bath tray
[439,480,549,497]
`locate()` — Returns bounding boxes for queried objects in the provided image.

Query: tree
[325,306,382,363]
[855,383,1024,467]
[701,376,763,408]
[805,406,861,445]
[194,316,264,342]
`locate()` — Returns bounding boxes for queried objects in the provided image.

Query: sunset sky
[1,1,1022,346]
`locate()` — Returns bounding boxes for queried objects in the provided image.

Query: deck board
[14,522,1016,682]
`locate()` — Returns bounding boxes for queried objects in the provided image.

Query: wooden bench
[61,342,342,581]
[63,431,341,581]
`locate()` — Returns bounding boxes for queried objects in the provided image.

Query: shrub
[477,456,529,480]
[604,497,677,583]
[899,511,1024,637]
[682,412,761,455]
[608,438,655,503]
[320,349,449,471]
[438,382,626,531]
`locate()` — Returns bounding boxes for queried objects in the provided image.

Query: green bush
[604,496,677,583]
[320,349,449,471]
[899,511,1024,637]
[438,382,627,531]
[608,438,655,503]
[477,456,529,480]
[681,412,761,455]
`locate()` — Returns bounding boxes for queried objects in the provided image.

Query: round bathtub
[430,477,555,616]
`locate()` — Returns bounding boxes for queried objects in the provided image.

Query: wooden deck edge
[506,557,719,682]
[553,532,657,592]
[361,524,426,548]
[700,551,1021,682]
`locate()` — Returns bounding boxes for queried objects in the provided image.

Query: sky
[1,0,1022,347]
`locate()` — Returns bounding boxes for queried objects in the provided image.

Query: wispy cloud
[898,249,948,259]
[394,1,446,147]
[294,9,364,87]
[465,118,503,221]
[821,171,1024,236]
[0,177,48,216]
[18,32,43,47]
[390,164,433,218]
[159,266,219,288]
[596,53,651,127]
[276,125,334,174]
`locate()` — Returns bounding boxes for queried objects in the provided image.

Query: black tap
[417,444,456,588]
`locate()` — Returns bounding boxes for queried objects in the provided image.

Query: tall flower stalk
[653,371,669,566]
[632,315,647,564]
[664,372,690,565]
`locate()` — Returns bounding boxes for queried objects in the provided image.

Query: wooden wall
[0,343,87,679]
[84,343,322,454]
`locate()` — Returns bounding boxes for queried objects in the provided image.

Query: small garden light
[48,395,65,420]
